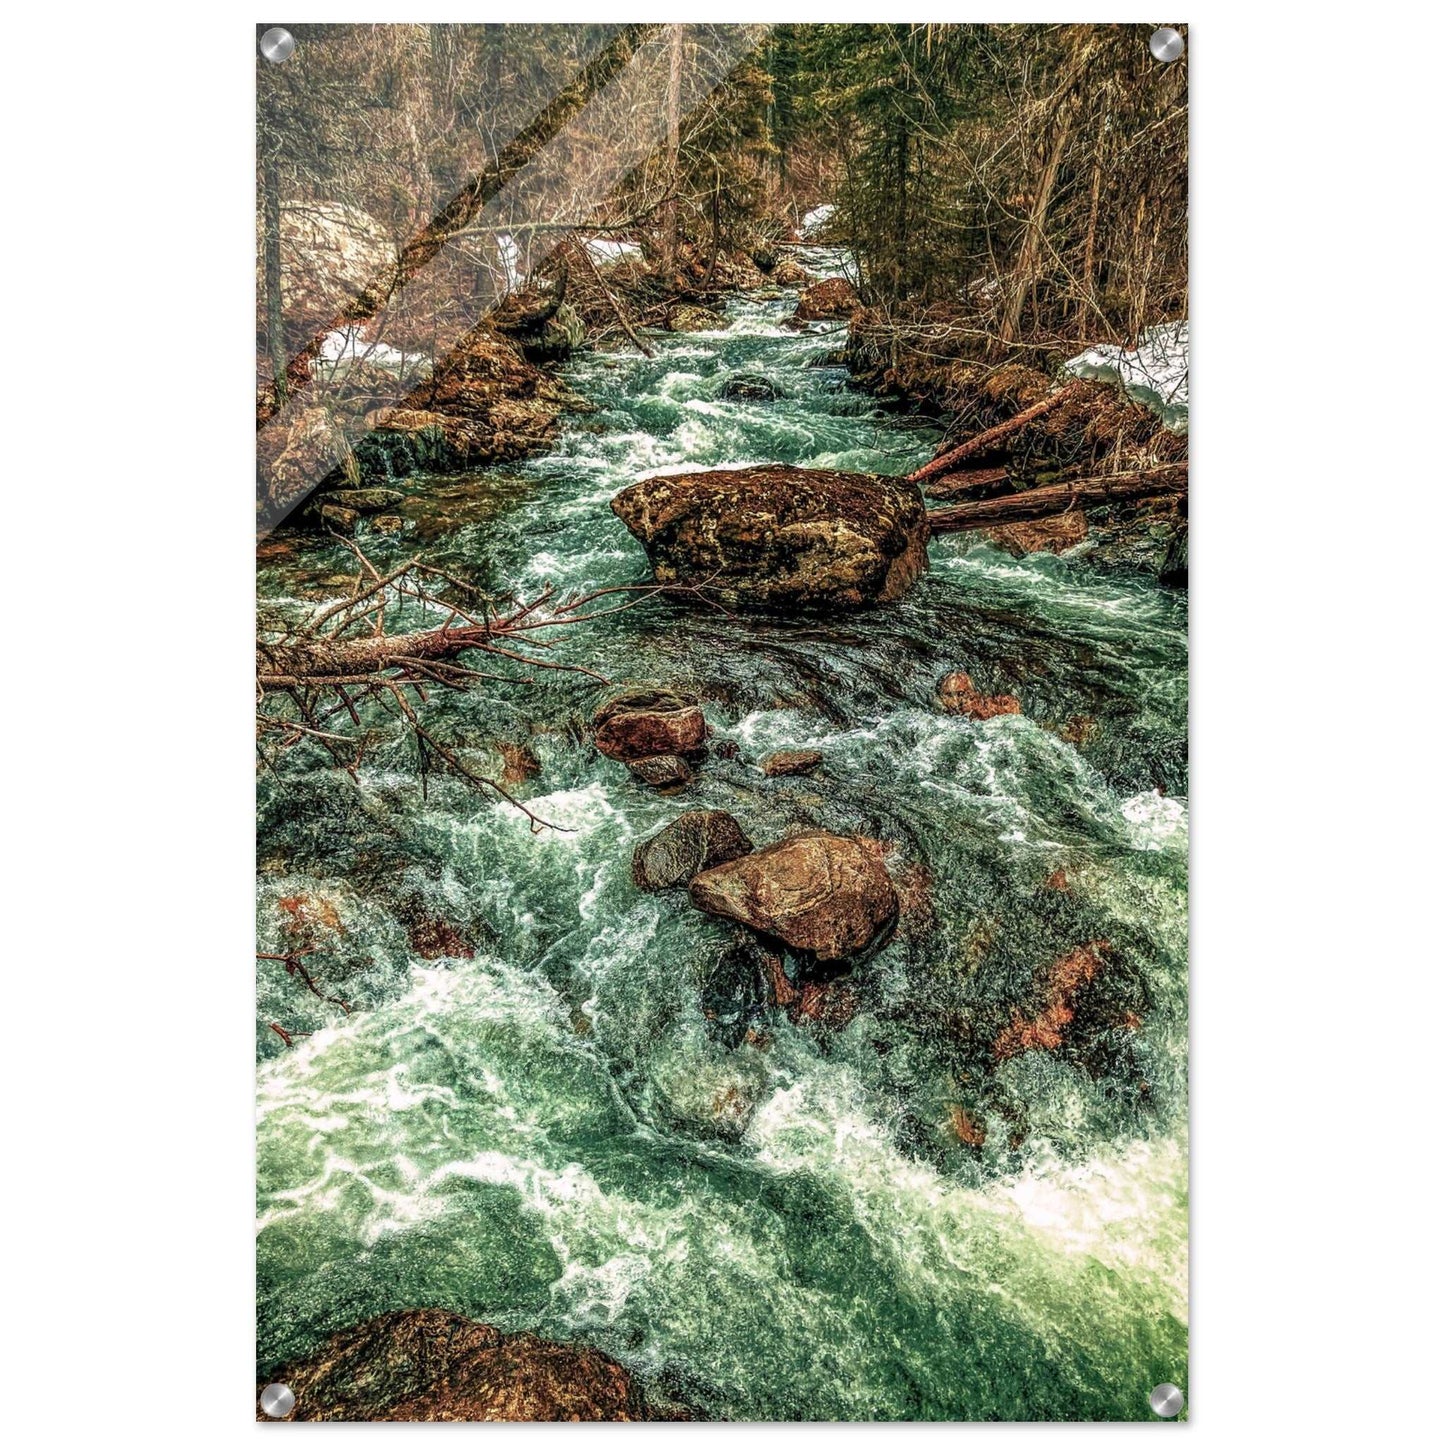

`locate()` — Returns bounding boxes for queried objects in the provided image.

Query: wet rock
[665,303,725,333]
[366,406,448,434]
[938,671,1022,720]
[314,503,359,534]
[592,686,707,762]
[1159,518,1188,587]
[719,373,784,402]
[407,917,475,960]
[321,487,405,514]
[258,1309,656,1422]
[494,741,541,786]
[612,463,929,610]
[268,406,352,510]
[520,304,587,365]
[949,1105,987,1149]
[769,256,812,287]
[689,830,899,964]
[792,277,861,322]
[789,979,859,1030]
[626,754,693,791]
[632,810,754,891]
[984,510,1088,556]
[761,748,823,778]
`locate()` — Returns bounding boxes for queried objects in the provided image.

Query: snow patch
[1066,321,1189,432]
[800,204,836,238]
[317,326,425,375]
[583,238,643,267]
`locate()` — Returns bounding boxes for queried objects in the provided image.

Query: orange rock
[258,1309,657,1421]
[761,952,800,1009]
[993,940,1109,1062]
[949,1106,988,1148]
[793,277,862,321]
[789,981,858,1030]
[279,893,343,936]
[494,741,541,786]
[938,671,1022,720]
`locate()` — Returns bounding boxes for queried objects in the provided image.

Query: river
[256,276,1189,1421]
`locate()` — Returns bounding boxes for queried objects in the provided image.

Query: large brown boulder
[633,810,754,891]
[611,463,929,610]
[689,831,898,963]
[592,686,707,762]
[793,277,861,321]
[257,1309,656,1422]
[665,303,725,332]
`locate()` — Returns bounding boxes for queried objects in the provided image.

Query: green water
[256,285,1188,1420]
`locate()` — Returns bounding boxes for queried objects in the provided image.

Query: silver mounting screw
[259,28,296,65]
[1149,28,1184,64]
[1150,1382,1185,1418]
[259,1382,296,1418]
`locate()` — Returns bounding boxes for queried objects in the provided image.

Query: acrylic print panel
[256,21,1189,1423]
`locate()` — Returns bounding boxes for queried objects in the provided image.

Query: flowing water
[256,280,1188,1421]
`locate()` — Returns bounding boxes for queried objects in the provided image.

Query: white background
[4,3,1440,1438]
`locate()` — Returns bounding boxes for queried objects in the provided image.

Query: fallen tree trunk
[926,466,1186,534]
[258,625,501,689]
[908,380,1089,485]
[926,465,1011,500]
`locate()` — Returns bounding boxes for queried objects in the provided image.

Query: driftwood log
[926,466,1186,534]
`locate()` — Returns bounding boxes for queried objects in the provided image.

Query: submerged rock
[611,463,929,610]
[719,373,784,401]
[1159,518,1188,587]
[792,277,861,321]
[689,830,899,964]
[319,487,405,514]
[665,303,725,333]
[258,1309,655,1422]
[626,754,693,791]
[938,671,1022,720]
[761,748,823,778]
[592,686,707,762]
[632,810,754,891]
[992,940,1133,1064]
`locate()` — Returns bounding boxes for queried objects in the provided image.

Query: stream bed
[256,284,1188,1421]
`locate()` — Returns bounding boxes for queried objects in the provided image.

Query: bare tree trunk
[1081,142,1103,319]
[662,25,685,276]
[1001,104,1075,345]
[261,132,288,407]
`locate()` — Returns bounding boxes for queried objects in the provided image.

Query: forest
[257,22,1189,1425]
